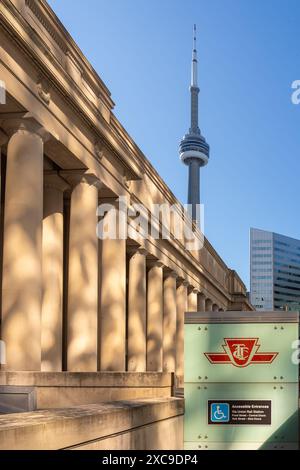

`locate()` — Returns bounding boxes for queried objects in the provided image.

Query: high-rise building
[179,25,209,222]
[250,228,300,311]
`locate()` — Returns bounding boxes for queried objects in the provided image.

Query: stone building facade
[0,0,252,449]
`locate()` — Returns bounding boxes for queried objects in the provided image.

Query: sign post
[184,311,299,450]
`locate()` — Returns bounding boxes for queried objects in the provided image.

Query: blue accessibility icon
[210,403,230,423]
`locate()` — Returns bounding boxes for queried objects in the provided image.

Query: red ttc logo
[205,338,278,367]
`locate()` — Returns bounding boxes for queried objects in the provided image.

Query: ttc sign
[184,311,299,450]
[205,338,278,367]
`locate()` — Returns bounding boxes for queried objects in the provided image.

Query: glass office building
[250,228,300,311]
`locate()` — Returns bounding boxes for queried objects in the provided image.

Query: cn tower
[179,25,210,222]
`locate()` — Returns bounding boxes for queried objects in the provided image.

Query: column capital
[1,112,51,142]
[59,169,102,189]
[44,171,70,192]
[198,292,206,299]
[128,245,147,256]
[164,269,178,279]
[176,278,189,287]
[148,259,164,269]
[189,286,199,294]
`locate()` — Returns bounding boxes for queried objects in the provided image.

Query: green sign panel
[184,311,299,450]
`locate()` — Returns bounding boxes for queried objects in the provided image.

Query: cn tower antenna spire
[179,24,210,223]
[191,24,198,88]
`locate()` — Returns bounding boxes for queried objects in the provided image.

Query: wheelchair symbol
[210,403,230,423]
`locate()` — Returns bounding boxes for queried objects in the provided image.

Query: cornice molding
[0,1,142,181]
[25,0,113,109]
[25,0,68,53]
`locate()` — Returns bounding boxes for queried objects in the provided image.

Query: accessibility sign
[210,403,230,423]
[208,400,271,425]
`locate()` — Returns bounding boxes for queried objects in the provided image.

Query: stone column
[127,247,147,372]
[99,200,126,371]
[41,172,69,371]
[163,271,177,372]
[197,292,206,312]
[176,280,188,386]
[205,298,213,311]
[213,303,219,312]
[62,170,99,372]
[0,130,8,339]
[188,287,198,311]
[0,129,7,209]
[147,260,163,371]
[1,118,46,370]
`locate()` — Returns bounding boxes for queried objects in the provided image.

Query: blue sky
[48,0,300,288]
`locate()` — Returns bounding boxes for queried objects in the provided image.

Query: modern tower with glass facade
[250,228,300,311]
[179,25,209,222]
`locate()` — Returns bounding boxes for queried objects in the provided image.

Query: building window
[252,247,272,251]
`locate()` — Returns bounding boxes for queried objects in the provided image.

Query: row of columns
[0,119,223,375]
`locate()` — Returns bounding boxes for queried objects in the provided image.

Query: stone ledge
[0,398,184,450]
[0,372,174,408]
[0,371,173,387]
